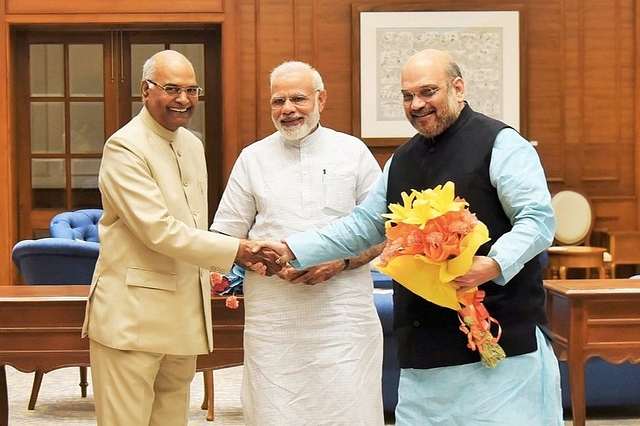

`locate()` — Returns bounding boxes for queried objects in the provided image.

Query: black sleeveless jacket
[387,104,549,369]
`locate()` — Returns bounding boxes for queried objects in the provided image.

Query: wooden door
[13,26,222,239]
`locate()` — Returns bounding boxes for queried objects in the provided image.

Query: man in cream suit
[82,50,280,426]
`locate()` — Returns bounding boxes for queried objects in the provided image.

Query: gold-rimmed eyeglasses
[146,79,203,97]
[269,90,320,109]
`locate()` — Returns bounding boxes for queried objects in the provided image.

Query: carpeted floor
[5,364,640,425]
[5,365,243,425]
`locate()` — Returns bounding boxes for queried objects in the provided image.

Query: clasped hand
[235,239,296,277]
[235,239,286,276]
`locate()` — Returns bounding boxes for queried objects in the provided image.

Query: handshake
[235,239,295,276]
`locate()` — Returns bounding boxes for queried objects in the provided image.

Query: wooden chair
[546,190,607,279]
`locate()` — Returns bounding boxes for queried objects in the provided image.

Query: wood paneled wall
[0,0,637,283]
[227,0,638,234]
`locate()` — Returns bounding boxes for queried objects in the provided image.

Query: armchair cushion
[49,209,102,242]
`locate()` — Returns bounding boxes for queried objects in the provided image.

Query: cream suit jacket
[82,107,239,355]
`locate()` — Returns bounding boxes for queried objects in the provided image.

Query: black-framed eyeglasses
[398,86,441,104]
[269,90,319,109]
[146,79,203,97]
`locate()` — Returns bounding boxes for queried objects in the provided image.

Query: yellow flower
[382,181,469,230]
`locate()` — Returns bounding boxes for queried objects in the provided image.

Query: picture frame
[352,5,525,143]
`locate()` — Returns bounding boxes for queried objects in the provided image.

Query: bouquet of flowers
[210,264,245,309]
[376,181,506,368]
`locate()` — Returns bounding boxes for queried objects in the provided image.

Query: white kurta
[212,125,384,425]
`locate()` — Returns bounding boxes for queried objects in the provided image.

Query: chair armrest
[12,238,100,285]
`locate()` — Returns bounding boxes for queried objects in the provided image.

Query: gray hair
[269,61,324,91]
[445,60,463,80]
[142,57,156,81]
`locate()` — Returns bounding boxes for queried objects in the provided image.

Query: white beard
[273,102,320,141]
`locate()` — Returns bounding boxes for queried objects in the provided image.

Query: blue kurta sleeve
[487,128,556,285]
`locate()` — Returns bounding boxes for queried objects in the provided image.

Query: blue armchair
[12,208,102,285]
[11,208,101,409]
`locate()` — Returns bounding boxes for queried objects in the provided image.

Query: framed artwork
[353,7,523,141]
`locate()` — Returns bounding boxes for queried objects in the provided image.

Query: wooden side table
[546,246,606,279]
[608,231,640,277]
[544,279,640,426]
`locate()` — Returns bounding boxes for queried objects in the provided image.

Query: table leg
[80,366,88,397]
[568,350,587,425]
[1,365,8,426]
[201,369,214,421]
[28,370,43,410]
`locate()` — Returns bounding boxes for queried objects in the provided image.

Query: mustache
[280,114,305,122]
[411,107,434,117]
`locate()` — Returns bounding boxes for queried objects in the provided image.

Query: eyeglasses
[398,86,441,104]
[269,90,319,109]
[146,80,203,97]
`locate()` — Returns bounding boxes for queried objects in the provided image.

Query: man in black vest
[265,49,563,425]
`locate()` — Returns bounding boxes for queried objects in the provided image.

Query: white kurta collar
[280,124,324,148]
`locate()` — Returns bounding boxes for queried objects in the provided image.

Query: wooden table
[543,279,640,426]
[0,285,244,425]
[546,246,607,279]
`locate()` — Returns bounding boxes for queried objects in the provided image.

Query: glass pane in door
[71,158,101,208]
[69,44,104,96]
[30,44,64,97]
[70,102,104,153]
[31,158,65,208]
[31,102,64,153]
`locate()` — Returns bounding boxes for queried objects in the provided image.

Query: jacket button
[412,320,420,327]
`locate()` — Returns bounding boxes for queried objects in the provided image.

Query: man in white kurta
[211,61,384,425]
